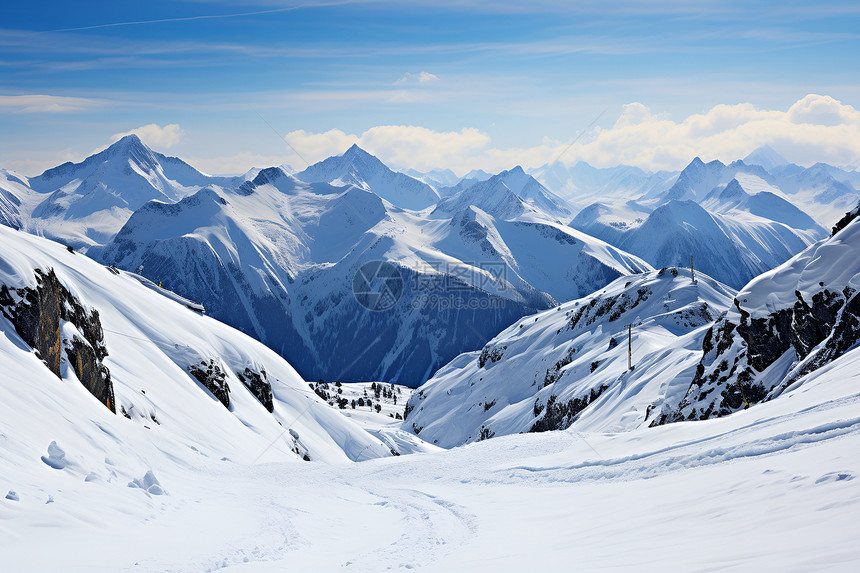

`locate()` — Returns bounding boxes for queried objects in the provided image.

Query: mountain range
[405,205,860,446]
[2,138,858,385]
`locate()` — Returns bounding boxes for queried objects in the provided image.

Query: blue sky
[2,0,860,175]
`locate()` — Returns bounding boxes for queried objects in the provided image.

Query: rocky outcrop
[187,359,231,408]
[530,384,609,433]
[236,367,274,412]
[655,286,860,425]
[0,268,115,412]
[831,203,860,236]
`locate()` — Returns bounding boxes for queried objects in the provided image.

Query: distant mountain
[767,163,860,227]
[743,144,789,171]
[530,161,679,212]
[98,161,647,385]
[401,167,460,189]
[2,135,219,249]
[571,158,830,289]
[436,166,572,221]
[0,169,27,229]
[295,144,440,210]
[701,176,823,232]
[462,168,493,181]
[572,194,823,289]
[661,157,774,203]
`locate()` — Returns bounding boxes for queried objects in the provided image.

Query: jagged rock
[236,367,274,412]
[657,288,860,426]
[0,268,115,412]
[831,203,860,236]
[530,384,608,433]
[187,359,231,408]
[478,344,506,368]
[543,346,576,387]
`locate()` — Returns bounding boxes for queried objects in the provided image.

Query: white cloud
[275,95,860,175]
[395,71,439,85]
[570,94,860,170]
[283,126,492,173]
[0,94,106,113]
[110,124,184,149]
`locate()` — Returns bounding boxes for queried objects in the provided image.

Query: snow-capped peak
[295,145,440,210]
[743,144,789,171]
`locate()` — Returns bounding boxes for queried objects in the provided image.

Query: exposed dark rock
[657,285,860,426]
[543,345,576,387]
[187,359,231,408]
[0,268,115,412]
[478,343,506,368]
[478,425,495,441]
[530,384,609,433]
[831,203,860,236]
[236,367,274,412]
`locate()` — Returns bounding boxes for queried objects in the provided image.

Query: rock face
[654,217,860,425]
[831,203,860,236]
[187,359,231,408]
[0,268,115,412]
[236,367,274,412]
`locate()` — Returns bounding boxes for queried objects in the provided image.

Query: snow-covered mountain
[403,267,735,447]
[743,144,789,171]
[435,166,572,220]
[407,205,860,448]
[295,144,441,210]
[96,163,648,385]
[530,161,678,212]
[0,136,219,250]
[0,225,409,471]
[652,204,860,424]
[401,167,461,190]
[570,159,830,289]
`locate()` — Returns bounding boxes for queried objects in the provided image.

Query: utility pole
[627,324,633,371]
[690,254,695,283]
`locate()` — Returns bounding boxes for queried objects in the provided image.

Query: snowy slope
[0,169,28,229]
[295,144,441,210]
[0,225,397,471]
[3,317,859,571]
[654,209,860,424]
[404,268,735,447]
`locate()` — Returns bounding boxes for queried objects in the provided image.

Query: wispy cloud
[0,94,108,113]
[395,71,439,85]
